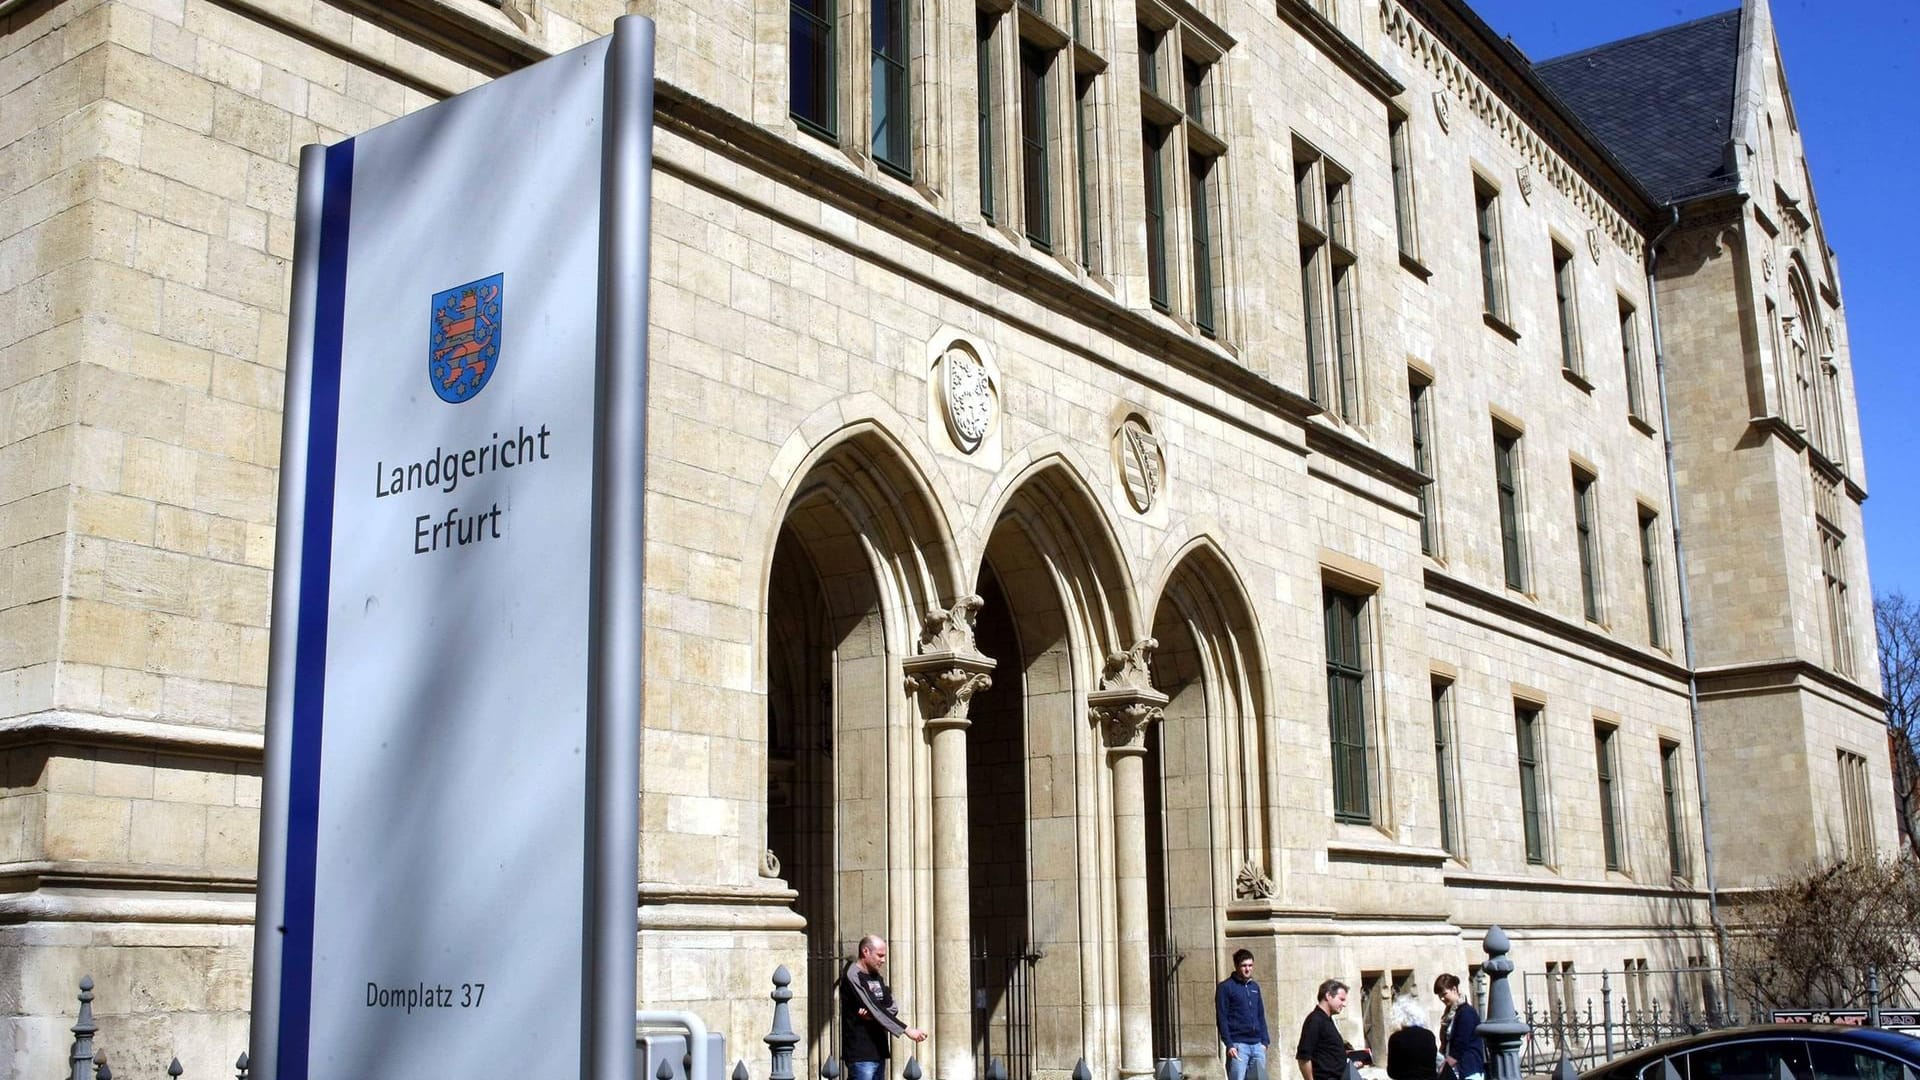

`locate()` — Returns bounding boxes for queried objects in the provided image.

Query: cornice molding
[1693,657,1887,713]
[1274,0,1404,102]
[0,711,263,760]
[1423,568,1692,682]
[1379,0,1652,257]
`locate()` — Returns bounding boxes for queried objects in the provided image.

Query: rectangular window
[1620,300,1647,421]
[1019,43,1053,250]
[1494,429,1526,590]
[1138,26,1162,98]
[871,0,911,174]
[790,0,837,136]
[1595,723,1623,871]
[1325,588,1372,825]
[1410,376,1437,556]
[1184,57,1207,127]
[978,17,996,222]
[1554,243,1582,375]
[1076,73,1097,271]
[1516,704,1547,864]
[1820,525,1855,675]
[1573,469,1601,622]
[1433,680,1459,855]
[1190,154,1216,335]
[1660,739,1686,878]
[1297,145,1358,420]
[1389,110,1419,260]
[1838,750,1874,856]
[1475,178,1506,320]
[1639,509,1665,648]
[1143,124,1169,312]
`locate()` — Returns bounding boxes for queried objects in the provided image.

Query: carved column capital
[1089,638,1168,756]
[904,653,995,731]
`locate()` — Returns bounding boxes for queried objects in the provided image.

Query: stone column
[1089,641,1170,1080]
[905,597,996,1080]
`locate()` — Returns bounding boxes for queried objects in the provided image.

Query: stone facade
[0,0,1889,1079]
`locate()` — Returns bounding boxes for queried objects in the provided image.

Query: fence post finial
[69,976,98,1080]
[736,1061,752,1080]
[987,1057,1008,1080]
[236,1052,250,1080]
[768,966,799,1080]
[903,1058,923,1080]
[1477,927,1529,1080]
[168,1058,184,1080]
[821,1057,842,1080]
[93,1050,110,1080]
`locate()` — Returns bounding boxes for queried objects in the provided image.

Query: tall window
[790,0,836,136]
[1820,525,1855,675]
[1433,680,1460,855]
[1494,428,1526,590]
[1516,703,1547,865]
[1594,723,1623,871]
[1837,750,1874,856]
[1076,74,1098,271]
[1142,124,1169,307]
[1410,375,1438,556]
[1619,299,1647,422]
[1573,468,1601,622]
[1388,109,1419,261]
[977,16,996,221]
[1019,42,1053,250]
[1553,243,1582,375]
[1639,508,1666,648]
[1324,588,1372,824]
[1298,144,1359,420]
[1474,177,1507,321]
[1191,153,1217,334]
[1660,740,1686,878]
[871,0,911,174]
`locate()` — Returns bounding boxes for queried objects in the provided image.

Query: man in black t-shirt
[839,935,928,1080]
[1296,979,1351,1080]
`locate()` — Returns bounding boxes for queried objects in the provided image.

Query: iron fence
[973,942,1041,1080]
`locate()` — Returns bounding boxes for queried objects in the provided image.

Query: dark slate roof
[1533,8,1744,205]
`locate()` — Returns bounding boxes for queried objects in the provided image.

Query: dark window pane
[871,0,911,173]
[1575,473,1599,621]
[1516,706,1544,864]
[1411,380,1435,554]
[790,0,836,135]
[1143,124,1168,311]
[1021,43,1053,249]
[1325,590,1371,824]
[1641,512,1664,648]
[1661,741,1684,877]
[978,16,995,221]
[1496,433,1524,589]
[1191,154,1215,333]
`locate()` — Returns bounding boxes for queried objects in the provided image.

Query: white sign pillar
[251,18,654,1080]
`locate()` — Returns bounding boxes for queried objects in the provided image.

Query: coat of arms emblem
[429,274,503,403]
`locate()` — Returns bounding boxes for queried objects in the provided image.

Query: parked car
[1578,1024,1920,1080]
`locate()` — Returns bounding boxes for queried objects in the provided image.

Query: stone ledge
[0,710,263,760]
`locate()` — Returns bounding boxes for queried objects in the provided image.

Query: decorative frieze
[1379,0,1644,260]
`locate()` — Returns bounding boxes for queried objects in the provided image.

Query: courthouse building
[0,0,1895,1077]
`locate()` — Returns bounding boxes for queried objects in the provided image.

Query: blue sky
[1466,0,1918,601]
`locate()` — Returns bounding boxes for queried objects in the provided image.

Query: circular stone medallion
[1118,417,1165,513]
[942,347,995,453]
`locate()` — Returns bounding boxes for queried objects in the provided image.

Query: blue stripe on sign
[279,137,353,1080]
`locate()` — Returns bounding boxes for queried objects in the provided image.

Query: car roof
[1580,1025,1920,1078]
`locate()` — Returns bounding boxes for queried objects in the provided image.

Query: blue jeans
[849,1061,883,1080]
[1226,1042,1267,1080]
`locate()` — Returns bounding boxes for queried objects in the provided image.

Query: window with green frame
[1410,375,1437,555]
[1660,739,1685,878]
[1433,680,1459,855]
[1554,242,1582,375]
[1019,41,1053,250]
[790,0,836,137]
[1324,588,1372,824]
[1143,123,1170,311]
[977,15,996,222]
[1494,428,1526,590]
[1573,468,1600,622]
[1515,703,1547,864]
[1639,508,1665,648]
[1594,722,1622,871]
[871,0,911,175]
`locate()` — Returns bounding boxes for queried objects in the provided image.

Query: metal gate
[1150,929,1186,1063]
[973,942,1042,1080]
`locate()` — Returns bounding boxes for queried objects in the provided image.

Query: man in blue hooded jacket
[1216,948,1272,1080]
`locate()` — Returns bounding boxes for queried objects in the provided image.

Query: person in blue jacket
[1434,973,1483,1080]
[1216,948,1272,1080]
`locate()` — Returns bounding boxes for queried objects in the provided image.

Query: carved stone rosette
[1234,860,1275,900]
[1088,638,1169,755]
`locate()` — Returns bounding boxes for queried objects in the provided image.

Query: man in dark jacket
[840,935,927,1080]
[1433,973,1483,1080]
[1216,949,1272,1080]
[1295,979,1351,1080]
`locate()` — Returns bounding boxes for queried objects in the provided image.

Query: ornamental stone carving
[940,345,996,453]
[1088,638,1169,752]
[918,595,985,655]
[1515,164,1533,203]
[1587,228,1602,264]
[1234,860,1275,900]
[762,849,782,878]
[1115,416,1166,514]
[904,594,996,728]
[1433,90,1451,132]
